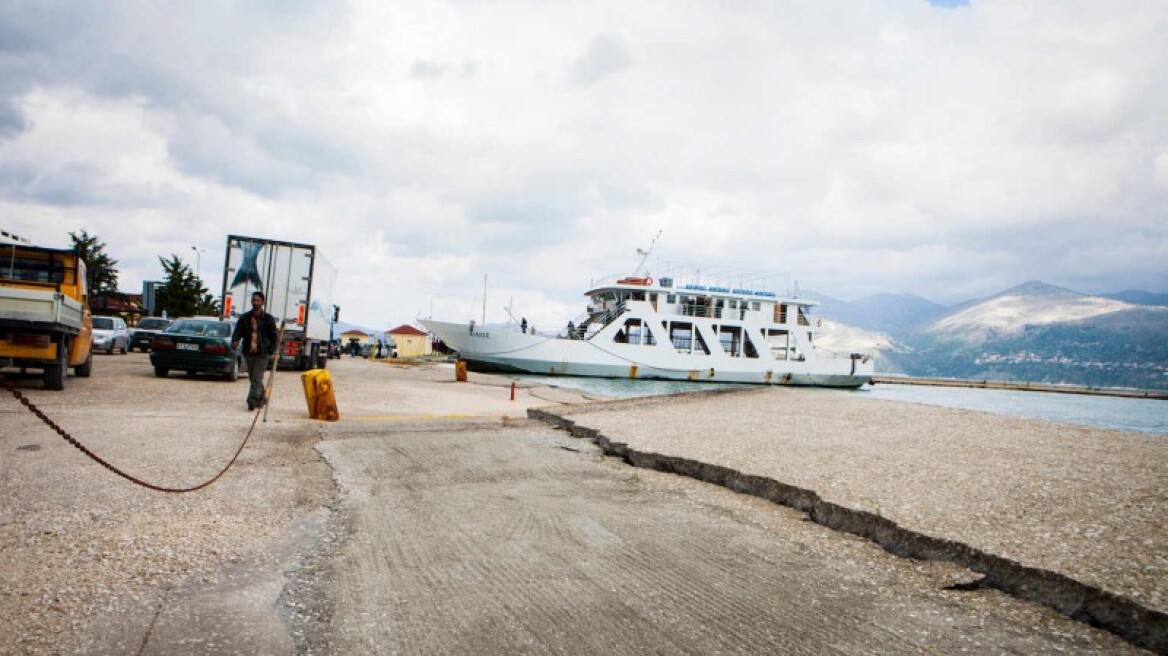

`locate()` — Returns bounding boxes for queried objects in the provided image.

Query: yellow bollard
[300,369,340,421]
[455,360,468,382]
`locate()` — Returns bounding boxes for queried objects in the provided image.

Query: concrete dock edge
[528,406,1168,655]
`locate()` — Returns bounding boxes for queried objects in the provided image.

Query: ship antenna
[632,229,662,276]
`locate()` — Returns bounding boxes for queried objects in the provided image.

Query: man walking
[232,291,280,411]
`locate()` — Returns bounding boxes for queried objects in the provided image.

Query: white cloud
[1,0,1166,329]
[572,35,633,86]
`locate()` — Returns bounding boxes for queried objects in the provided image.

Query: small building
[388,324,432,358]
[340,329,372,353]
[92,292,145,325]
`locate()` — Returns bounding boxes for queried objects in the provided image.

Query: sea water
[511,374,1168,435]
[861,384,1167,435]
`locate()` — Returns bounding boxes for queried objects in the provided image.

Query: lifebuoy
[646,277,653,286]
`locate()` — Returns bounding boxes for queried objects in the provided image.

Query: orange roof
[388,324,428,336]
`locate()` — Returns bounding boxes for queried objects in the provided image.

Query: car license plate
[177,343,200,351]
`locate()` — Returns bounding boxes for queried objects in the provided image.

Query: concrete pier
[530,386,1168,653]
[872,375,1168,399]
[3,357,1164,654]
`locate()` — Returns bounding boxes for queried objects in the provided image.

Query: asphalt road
[1,354,1150,654]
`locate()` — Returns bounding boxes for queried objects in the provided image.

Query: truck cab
[0,244,94,389]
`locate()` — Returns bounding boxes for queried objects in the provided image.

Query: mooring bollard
[300,369,340,421]
[455,360,467,382]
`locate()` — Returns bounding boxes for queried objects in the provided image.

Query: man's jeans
[245,354,272,406]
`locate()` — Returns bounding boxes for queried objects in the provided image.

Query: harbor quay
[1,354,1163,654]
[532,386,1168,654]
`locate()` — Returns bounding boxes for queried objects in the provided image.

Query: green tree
[155,255,210,318]
[195,291,220,317]
[69,229,119,296]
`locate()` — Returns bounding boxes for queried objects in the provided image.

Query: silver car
[92,316,130,354]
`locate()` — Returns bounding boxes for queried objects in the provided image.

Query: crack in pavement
[528,407,1168,655]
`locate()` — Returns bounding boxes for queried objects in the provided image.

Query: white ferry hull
[421,319,872,389]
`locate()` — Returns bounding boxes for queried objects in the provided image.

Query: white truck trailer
[220,235,338,370]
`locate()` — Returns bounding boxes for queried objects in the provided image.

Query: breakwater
[872,375,1168,399]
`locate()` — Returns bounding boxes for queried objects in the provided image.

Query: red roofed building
[388,324,432,358]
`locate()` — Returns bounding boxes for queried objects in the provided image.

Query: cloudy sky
[2,0,1166,330]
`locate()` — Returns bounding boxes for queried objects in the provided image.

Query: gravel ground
[545,386,1168,616]
[4,354,1162,654]
[0,352,336,655]
[1,354,581,655]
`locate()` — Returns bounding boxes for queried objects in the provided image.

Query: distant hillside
[925,281,1133,345]
[817,281,1168,390]
[816,292,946,334]
[813,318,908,375]
[997,308,1167,385]
[1103,290,1168,306]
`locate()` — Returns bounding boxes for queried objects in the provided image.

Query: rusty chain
[1,374,262,493]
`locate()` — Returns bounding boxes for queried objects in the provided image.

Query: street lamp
[190,246,206,281]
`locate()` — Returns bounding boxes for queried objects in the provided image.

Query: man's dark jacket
[232,310,280,356]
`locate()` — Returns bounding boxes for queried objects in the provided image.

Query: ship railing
[676,303,722,319]
[559,312,593,340]
[574,301,626,337]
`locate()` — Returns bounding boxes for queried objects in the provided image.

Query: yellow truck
[0,242,94,390]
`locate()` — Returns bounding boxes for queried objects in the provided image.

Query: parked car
[130,317,173,352]
[91,316,130,354]
[149,317,243,381]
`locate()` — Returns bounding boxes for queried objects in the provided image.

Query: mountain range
[812,281,1168,391]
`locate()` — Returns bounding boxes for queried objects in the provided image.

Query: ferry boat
[420,266,874,389]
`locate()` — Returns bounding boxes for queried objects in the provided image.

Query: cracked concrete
[528,387,1168,654]
[5,356,1163,654]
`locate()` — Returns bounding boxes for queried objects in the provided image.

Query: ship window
[729,300,738,309]
[617,318,656,346]
[743,331,759,358]
[669,321,694,352]
[666,294,676,304]
[797,307,810,326]
[693,328,711,355]
[776,305,788,324]
[751,301,760,311]
[681,296,709,318]
[766,329,793,360]
[718,326,742,357]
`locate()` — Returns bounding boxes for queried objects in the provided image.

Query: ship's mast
[632,230,662,276]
